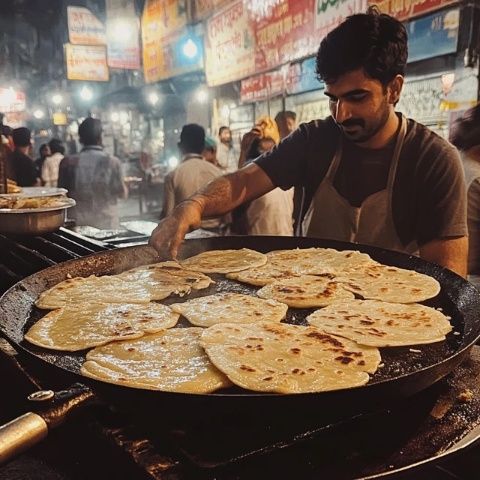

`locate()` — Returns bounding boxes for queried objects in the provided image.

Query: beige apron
[302,115,417,254]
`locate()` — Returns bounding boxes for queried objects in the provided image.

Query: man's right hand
[148,199,203,259]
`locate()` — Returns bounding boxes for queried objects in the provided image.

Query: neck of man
[358,109,399,150]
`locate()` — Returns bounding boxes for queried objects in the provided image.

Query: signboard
[240,56,322,102]
[314,0,367,40]
[286,56,321,95]
[205,0,256,86]
[194,0,230,20]
[407,8,459,63]
[370,0,458,22]
[240,70,285,102]
[0,88,26,113]
[142,0,190,83]
[106,0,141,69]
[65,44,109,81]
[67,6,106,45]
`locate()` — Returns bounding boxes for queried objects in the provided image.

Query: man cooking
[149,8,467,277]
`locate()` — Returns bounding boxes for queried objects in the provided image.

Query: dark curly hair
[316,6,408,86]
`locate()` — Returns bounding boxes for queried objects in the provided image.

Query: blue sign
[407,8,459,63]
[287,56,323,95]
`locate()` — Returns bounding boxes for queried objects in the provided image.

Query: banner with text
[67,6,106,45]
[65,44,109,81]
[369,0,458,21]
[106,0,141,69]
[205,0,256,86]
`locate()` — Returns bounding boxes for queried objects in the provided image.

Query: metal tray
[0,199,75,235]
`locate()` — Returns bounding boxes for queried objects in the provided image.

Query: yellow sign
[65,44,109,82]
[53,112,68,126]
[141,0,189,83]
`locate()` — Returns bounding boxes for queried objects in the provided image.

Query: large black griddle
[0,236,479,428]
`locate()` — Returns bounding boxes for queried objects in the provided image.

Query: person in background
[161,124,224,232]
[6,127,39,187]
[450,104,480,286]
[35,143,50,179]
[234,117,294,236]
[216,126,238,174]
[150,8,467,277]
[275,110,297,140]
[58,117,127,229]
[203,136,219,167]
[42,138,65,187]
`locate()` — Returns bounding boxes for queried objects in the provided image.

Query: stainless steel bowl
[0,199,76,235]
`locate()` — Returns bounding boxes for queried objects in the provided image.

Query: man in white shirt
[216,126,238,174]
[42,138,65,187]
[161,124,223,230]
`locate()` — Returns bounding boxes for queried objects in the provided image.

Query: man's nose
[334,101,352,124]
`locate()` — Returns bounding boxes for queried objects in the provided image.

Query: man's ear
[388,75,404,105]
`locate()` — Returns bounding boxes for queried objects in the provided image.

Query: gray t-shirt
[255,115,467,247]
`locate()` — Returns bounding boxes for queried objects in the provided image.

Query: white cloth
[162,155,223,229]
[302,115,416,254]
[42,152,64,187]
[216,142,238,173]
[245,188,294,236]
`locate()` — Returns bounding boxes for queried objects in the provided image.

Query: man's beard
[338,104,391,144]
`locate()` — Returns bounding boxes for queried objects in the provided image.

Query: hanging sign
[67,6,106,45]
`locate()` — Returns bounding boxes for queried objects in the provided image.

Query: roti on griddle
[25,303,180,351]
[307,300,452,347]
[200,322,381,393]
[266,248,375,275]
[119,261,214,294]
[81,328,232,393]
[170,293,288,327]
[336,264,441,303]
[257,275,354,308]
[180,249,267,273]
[36,275,154,309]
[226,263,299,287]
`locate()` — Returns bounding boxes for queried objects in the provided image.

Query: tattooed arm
[149,163,274,258]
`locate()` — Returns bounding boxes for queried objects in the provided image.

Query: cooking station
[1,230,480,480]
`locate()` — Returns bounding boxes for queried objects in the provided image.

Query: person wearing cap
[203,136,220,167]
[150,8,467,277]
[450,104,480,285]
[6,127,39,187]
[161,124,224,231]
[58,117,127,229]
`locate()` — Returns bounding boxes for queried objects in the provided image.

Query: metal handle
[0,412,48,464]
[0,383,98,465]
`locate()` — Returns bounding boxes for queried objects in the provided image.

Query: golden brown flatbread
[180,249,267,273]
[81,328,232,393]
[200,322,381,393]
[307,300,452,347]
[170,293,288,327]
[24,303,179,351]
[257,275,354,308]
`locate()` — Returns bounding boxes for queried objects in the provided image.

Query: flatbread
[200,322,381,393]
[25,303,180,351]
[226,264,299,287]
[180,249,267,273]
[119,261,214,297]
[36,275,154,310]
[81,328,232,393]
[336,264,441,303]
[266,248,375,275]
[170,293,288,327]
[257,275,354,308]
[307,300,452,347]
